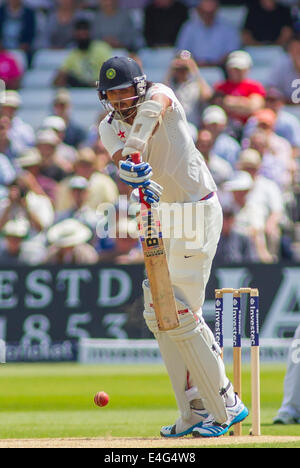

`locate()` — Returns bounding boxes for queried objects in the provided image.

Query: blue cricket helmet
[97,56,146,95]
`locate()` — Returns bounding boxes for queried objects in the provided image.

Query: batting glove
[119,159,153,188]
[141,180,163,205]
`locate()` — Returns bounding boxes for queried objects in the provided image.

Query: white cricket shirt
[99,83,217,203]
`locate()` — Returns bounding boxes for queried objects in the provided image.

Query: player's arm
[118,93,170,203]
[150,92,172,120]
[110,93,171,167]
[122,92,171,158]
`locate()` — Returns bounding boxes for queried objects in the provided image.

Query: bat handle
[131,153,151,209]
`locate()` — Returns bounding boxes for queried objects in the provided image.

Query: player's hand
[141,180,163,205]
[119,159,153,188]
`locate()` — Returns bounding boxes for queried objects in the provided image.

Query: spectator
[0,115,18,162]
[0,218,30,265]
[242,0,293,47]
[0,0,36,67]
[214,50,266,134]
[83,129,119,179]
[0,152,16,187]
[55,147,119,212]
[95,199,142,263]
[0,45,23,89]
[292,0,300,30]
[182,0,199,5]
[36,129,68,182]
[201,105,241,167]
[24,1,52,9]
[92,136,117,177]
[196,128,233,185]
[243,87,300,158]
[45,218,99,264]
[214,205,258,264]
[0,173,54,234]
[266,33,300,102]
[165,50,212,126]
[1,90,35,155]
[248,130,286,189]
[16,147,58,203]
[52,88,87,148]
[237,148,284,260]
[55,175,99,231]
[223,170,274,263]
[91,0,144,51]
[144,0,189,48]
[248,109,295,191]
[176,0,240,67]
[53,18,112,88]
[120,0,149,6]
[41,115,78,173]
[26,1,52,50]
[44,0,80,49]
[110,217,143,264]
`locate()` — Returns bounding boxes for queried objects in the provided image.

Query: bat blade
[139,203,179,331]
[131,153,179,331]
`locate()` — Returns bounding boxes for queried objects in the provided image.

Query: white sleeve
[99,118,124,158]
[145,83,176,110]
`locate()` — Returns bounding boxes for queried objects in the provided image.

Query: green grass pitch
[0,362,300,446]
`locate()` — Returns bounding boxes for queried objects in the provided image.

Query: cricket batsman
[97,55,248,438]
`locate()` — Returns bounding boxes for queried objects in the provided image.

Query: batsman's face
[106,86,137,119]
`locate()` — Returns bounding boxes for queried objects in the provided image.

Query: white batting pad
[142,280,192,420]
[167,301,229,424]
[142,280,159,336]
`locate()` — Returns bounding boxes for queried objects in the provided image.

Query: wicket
[215,288,261,437]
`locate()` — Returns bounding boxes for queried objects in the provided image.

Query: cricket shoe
[192,395,249,438]
[273,412,298,425]
[160,409,209,438]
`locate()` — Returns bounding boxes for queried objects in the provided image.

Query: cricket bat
[131,153,179,331]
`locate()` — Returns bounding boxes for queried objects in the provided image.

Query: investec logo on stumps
[215,298,223,348]
[250,297,259,347]
[232,297,241,348]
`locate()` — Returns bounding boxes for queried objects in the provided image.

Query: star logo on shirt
[118,130,126,140]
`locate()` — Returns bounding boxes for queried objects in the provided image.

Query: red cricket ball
[94,391,109,407]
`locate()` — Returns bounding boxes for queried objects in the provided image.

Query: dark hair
[74,19,91,30]
[146,81,153,91]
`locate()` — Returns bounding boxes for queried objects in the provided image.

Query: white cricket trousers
[143,194,232,422]
[161,193,223,314]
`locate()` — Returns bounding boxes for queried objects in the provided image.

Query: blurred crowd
[1,0,300,266]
